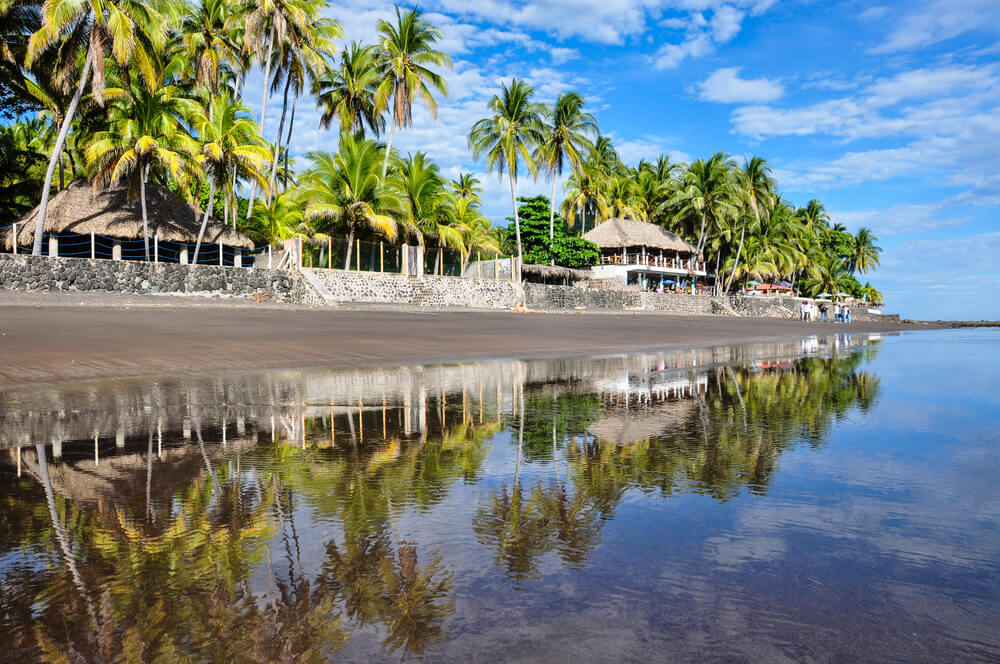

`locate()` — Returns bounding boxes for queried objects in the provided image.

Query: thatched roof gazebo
[6,180,254,262]
[520,263,591,285]
[583,218,697,254]
[583,218,709,292]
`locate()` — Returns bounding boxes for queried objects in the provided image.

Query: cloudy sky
[244,0,1000,320]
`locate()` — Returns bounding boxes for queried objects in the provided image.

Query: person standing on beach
[834,303,841,323]
[846,305,851,324]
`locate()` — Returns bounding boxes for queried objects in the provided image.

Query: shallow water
[1,330,998,663]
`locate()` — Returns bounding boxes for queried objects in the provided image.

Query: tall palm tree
[85,79,199,261]
[536,91,597,262]
[241,0,319,218]
[375,6,451,178]
[726,156,775,293]
[316,41,385,136]
[803,253,851,297]
[669,152,738,261]
[605,174,640,220]
[798,198,830,232]
[191,92,269,262]
[468,79,546,270]
[25,0,169,254]
[392,151,463,259]
[181,0,243,93]
[299,133,402,269]
[848,227,881,274]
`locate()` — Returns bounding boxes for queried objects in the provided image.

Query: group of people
[799,300,852,323]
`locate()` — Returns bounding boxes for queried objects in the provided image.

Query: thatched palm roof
[583,218,696,253]
[5,180,254,250]
[587,401,695,445]
[521,263,591,282]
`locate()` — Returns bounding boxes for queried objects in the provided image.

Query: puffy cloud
[872,0,1000,54]
[831,202,970,238]
[697,67,784,103]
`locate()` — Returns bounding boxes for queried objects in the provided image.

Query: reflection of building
[583,218,709,292]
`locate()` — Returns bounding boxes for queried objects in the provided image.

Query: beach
[0,290,927,384]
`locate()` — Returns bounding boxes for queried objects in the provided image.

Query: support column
[218,242,224,265]
[113,242,122,261]
[179,247,188,265]
[234,248,242,267]
[91,230,95,259]
[11,223,16,255]
[48,236,58,257]
[154,236,159,263]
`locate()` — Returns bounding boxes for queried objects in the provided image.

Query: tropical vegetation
[0,0,882,298]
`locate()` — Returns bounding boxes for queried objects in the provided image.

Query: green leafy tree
[507,195,598,268]
[316,41,385,136]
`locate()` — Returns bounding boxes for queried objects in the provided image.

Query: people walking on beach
[845,305,851,324]
[820,303,828,322]
[834,303,842,323]
[800,301,807,321]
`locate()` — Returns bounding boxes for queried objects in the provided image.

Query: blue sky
[251,0,1000,320]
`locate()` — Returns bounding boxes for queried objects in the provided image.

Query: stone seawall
[307,269,522,309]
[0,254,306,301]
[524,283,894,322]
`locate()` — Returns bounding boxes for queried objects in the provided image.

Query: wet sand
[0,291,932,385]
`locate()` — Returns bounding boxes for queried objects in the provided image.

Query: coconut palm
[299,134,402,269]
[393,151,464,263]
[725,156,776,293]
[536,91,597,261]
[669,152,738,260]
[241,0,321,217]
[316,41,385,136]
[798,198,830,231]
[190,92,269,262]
[375,5,451,178]
[468,78,546,270]
[85,79,199,260]
[803,253,851,297]
[181,0,243,92]
[24,0,170,255]
[561,160,608,233]
[449,172,482,204]
[859,281,883,305]
[847,227,881,274]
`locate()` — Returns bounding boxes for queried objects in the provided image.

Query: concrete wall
[0,254,306,301]
[307,268,522,309]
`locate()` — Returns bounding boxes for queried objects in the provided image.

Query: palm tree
[316,41,385,136]
[181,0,243,92]
[798,198,830,231]
[249,188,304,245]
[803,253,851,297]
[848,227,881,274]
[536,91,597,262]
[191,92,269,262]
[468,79,546,272]
[725,156,775,294]
[393,151,463,262]
[298,133,403,269]
[561,160,608,233]
[375,5,451,178]
[86,79,199,261]
[449,172,482,204]
[859,281,883,305]
[669,152,738,261]
[25,0,170,255]
[605,174,640,220]
[241,0,320,218]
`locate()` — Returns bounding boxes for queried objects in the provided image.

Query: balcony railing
[600,254,706,272]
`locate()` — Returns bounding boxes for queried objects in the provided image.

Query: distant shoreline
[0,290,946,386]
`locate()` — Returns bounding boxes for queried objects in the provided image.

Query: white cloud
[651,0,775,69]
[549,47,580,64]
[831,202,970,238]
[697,67,784,103]
[873,0,1000,54]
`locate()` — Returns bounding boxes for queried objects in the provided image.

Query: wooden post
[439,248,444,276]
[380,241,384,272]
[16,446,20,477]
[219,242,224,265]
[91,231,96,259]
[94,434,99,466]
[268,245,272,269]
[48,236,58,257]
[154,236,158,263]
[477,252,482,279]
[11,223,16,254]
[494,256,498,280]
[299,235,303,269]
[402,245,408,275]
[356,239,360,271]
[328,237,332,269]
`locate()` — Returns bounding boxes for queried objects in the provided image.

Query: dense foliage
[0,0,882,299]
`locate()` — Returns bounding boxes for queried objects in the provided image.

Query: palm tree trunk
[343,227,354,270]
[246,24,276,221]
[33,45,94,255]
[283,93,297,189]
[58,154,65,191]
[714,251,722,295]
[509,170,522,281]
[381,114,397,179]
[193,179,217,264]
[549,175,557,266]
[268,74,292,204]
[694,209,708,258]
[140,161,151,261]
[724,220,747,295]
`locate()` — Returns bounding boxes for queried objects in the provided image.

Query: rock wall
[0,254,306,301]
[306,269,522,309]
[524,283,894,321]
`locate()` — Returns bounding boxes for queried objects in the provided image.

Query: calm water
[1,330,998,663]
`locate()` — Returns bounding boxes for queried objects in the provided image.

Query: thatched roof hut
[520,263,591,285]
[5,180,254,250]
[583,218,697,254]
[587,402,695,445]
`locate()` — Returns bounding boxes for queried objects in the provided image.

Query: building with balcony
[582,218,710,293]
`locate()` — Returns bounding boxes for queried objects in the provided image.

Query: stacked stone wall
[307,269,522,309]
[0,254,305,301]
